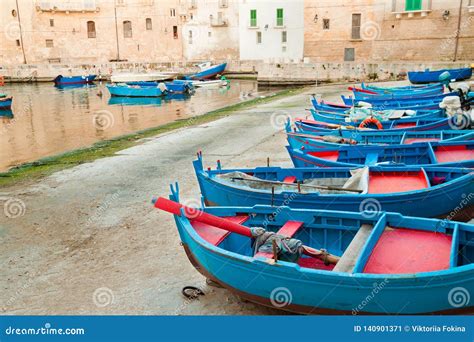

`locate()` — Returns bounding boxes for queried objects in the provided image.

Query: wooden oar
[230,177,363,193]
[154,197,340,265]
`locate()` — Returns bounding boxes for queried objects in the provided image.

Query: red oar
[154,197,339,264]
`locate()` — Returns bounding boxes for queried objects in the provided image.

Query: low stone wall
[0,60,471,84]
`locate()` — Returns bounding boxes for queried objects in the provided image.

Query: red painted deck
[282,176,297,183]
[192,215,249,246]
[434,145,474,163]
[298,258,335,271]
[403,138,440,144]
[368,171,429,194]
[394,122,417,128]
[308,150,340,161]
[363,228,452,274]
[255,221,304,259]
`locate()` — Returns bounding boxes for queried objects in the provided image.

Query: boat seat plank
[368,170,429,194]
[403,138,440,144]
[192,215,249,246]
[282,176,297,184]
[255,221,304,259]
[434,145,474,163]
[363,228,452,274]
[333,224,374,273]
[364,153,379,166]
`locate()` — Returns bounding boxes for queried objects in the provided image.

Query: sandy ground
[0,82,396,315]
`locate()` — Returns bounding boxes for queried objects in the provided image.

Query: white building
[238,0,304,61]
[181,0,240,61]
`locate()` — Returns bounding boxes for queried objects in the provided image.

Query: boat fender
[251,228,303,262]
[359,117,383,130]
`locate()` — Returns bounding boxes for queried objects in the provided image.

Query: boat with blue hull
[341,92,459,109]
[106,84,165,97]
[350,86,444,99]
[287,140,474,168]
[53,74,96,85]
[286,125,474,149]
[295,117,456,134]
[126,80,194,94]
[184,62,227,80]
[408,67,472,84]
[0,96,13,110]
[310,109,444,126]
[193,154,474,220]
[155,185,474,314]
[361,82,443,93]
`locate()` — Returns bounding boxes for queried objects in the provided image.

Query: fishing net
[250,227,303,262]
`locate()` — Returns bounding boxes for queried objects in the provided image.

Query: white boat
[110,72,176,83]
[191,79,229,88]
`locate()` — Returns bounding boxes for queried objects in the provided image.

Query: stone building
[304,0,474,63]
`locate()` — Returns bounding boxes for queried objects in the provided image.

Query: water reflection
[0,80,268,171]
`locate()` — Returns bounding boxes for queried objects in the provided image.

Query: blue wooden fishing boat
[361,82,443,93]
[126,80,194,94]
[341,92,458,108]
[295,117,455,134]
[351,86,443,99]
[193,153,473,220]
[53,74,96,85]
[183,62,227,80]
[310,109,443,126]
[106,84,165,97]
[286,123,474,149]
[313,96,442,112]
[0,96,13,110]
[287,140,474,168]
[408,67,472,84]
[155,184,474,314]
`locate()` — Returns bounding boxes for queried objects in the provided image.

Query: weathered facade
[304,0,474,62]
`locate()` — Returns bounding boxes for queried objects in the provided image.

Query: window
[276,8,284,26]
[208,31,211,37]
[45,39,54,47]
[405,0,422,11]
[188,30,193,44]
[351,13,361,39]
[146,18,152,30]
[281,31,287,43]
[344,48,355,61]
[219,0,228,8]
[16,39,20,46]
[256,31,262,44]
[170,8,176,17]
[173,25,178,39]
[282,46,287,52]
[11,9,17,17]
[323,18,330,29]
[123,20,132,38]
[50,19,54,27]
[87,21,96,38]
[250,9,257,27]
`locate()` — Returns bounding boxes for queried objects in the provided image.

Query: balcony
[391,0,432,18]
[35,0,99,13]
[210,14,228,27]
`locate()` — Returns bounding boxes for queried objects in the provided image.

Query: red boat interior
[434,145,474,163]
[307,150,339,161]
[368,170,429,194]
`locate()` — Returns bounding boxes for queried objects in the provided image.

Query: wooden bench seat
[333,224,374,273]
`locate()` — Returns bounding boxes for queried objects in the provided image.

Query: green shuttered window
[405,0,422,11]
[250,9,257,27]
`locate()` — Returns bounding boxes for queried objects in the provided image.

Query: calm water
[0,80,268,171]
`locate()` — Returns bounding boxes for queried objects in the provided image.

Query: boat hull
[175,209,474,314]
[106,84,164,97]
[53,75,96,85]
[0,97,13,109]
[184,63,227,80]
[408,68,473,84]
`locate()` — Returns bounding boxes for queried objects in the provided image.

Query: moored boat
[184,62,227,80]
[361,82,444,93]
[287,140,474,168]
[350,86,444,99]
[106,83,165,97]
[126,80,194,94]
[0,96,13,110]
[110,72,176,83]
[155,185,474,314]
[408,67,472,84]
[53,74,96,85]
[341,92,459,109]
